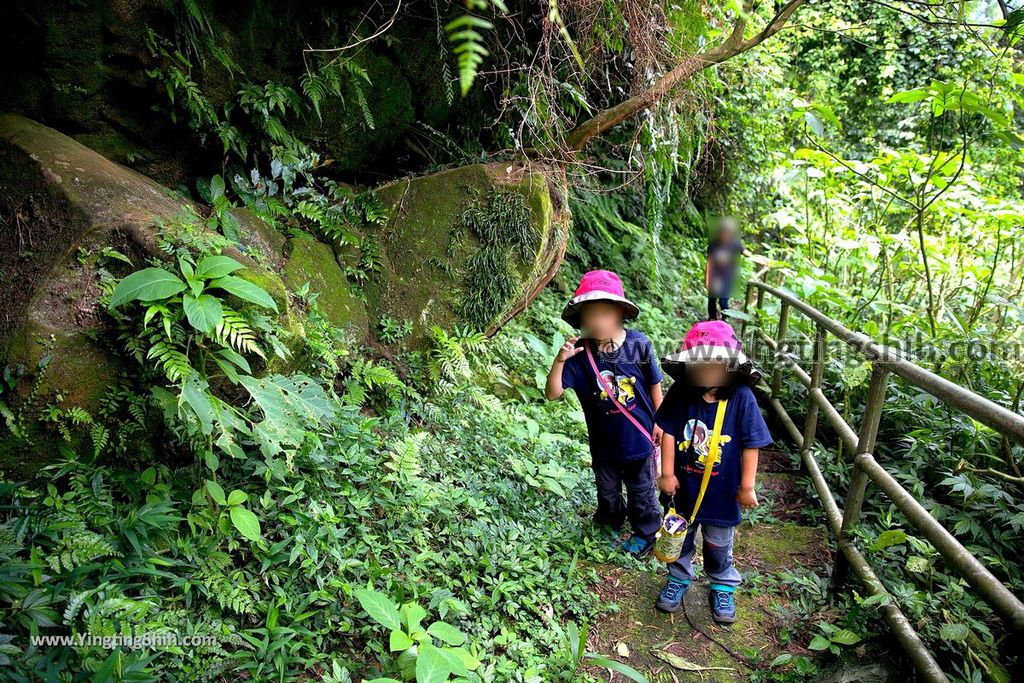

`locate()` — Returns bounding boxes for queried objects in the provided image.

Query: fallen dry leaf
[652,649,734,672]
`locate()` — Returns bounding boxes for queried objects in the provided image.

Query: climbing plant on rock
[454,190,539,328]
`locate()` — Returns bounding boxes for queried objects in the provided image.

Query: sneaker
[620,534,653,557]
[655,578,690,612]
[709,585,736,623]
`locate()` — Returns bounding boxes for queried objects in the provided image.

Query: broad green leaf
[436,647,469,677]
[179,257,195,280]
[208,275,278,311]
[182,293,224,333]
[400,601,427,633]
[205,480,227,506]
[226,489,248,506]
[109,268,186,308]
[354,589,402,631]
[939,623,970,642]
[887,88,930,104]
[427,621,466,646]
[209,174,225,201]
[229,505,261,541]
[396,648,417,679]
[182,377,213,434]
[440,646,479,672]
[830,629,861,645]
[415,642,451,683]
[389,629,414,652]
[216,347,252,374]
[871,529,907,551]
[808,634,831,651]
[584,655,650,682]
[196,255,244,280]
[905,556,931,573]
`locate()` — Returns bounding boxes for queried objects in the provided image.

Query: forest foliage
[1,1,1023,682]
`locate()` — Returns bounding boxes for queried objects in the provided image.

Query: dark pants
[708,296,729,320]
[592,456,663,541]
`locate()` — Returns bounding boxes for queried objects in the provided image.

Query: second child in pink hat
[545,270,664,557]
[652,320,772,625]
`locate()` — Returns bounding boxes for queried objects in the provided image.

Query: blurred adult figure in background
[705,217,744,320]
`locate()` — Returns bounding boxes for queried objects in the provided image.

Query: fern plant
[103,248,293,471]
[426,326,488,388]
[445,0,509,96]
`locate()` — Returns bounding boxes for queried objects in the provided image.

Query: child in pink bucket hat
[651,320,772,624]
[545,270,664,557]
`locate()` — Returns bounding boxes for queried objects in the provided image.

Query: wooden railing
[742,280,1024,683]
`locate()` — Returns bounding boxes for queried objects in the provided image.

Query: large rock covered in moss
[282,236,368,336]
[0,113,191,412]
[0,115,296,459]
[363,162,570,343]
[0,115,571,459]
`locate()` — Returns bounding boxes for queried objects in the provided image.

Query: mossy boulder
[0,115,574,471]
[365,162,570,344]
[282,236,368,337]
[0,115,296,454]
[232,207,287,270]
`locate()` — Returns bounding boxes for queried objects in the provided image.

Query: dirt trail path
[585,448,832,681]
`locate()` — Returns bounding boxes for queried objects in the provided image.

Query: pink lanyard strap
[584,339,655,445]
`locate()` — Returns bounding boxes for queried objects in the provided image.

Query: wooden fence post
[801,324,827,470]
[831,363,890,587]
[741,282,755,339]
[770,301,791,397]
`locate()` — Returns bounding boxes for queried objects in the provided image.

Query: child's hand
[737,486,758,509]
[555,336,583,362]
[659,473,679,495]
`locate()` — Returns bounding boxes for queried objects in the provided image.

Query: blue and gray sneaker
[709,585,736,623]
[620,534,654,557]
[655,578,690,612]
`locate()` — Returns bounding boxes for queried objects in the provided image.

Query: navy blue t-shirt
[561,329,664,462]
[707,239,743,297]
[654,383,772,526]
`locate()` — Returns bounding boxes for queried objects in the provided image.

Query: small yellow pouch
[652,399,728,563]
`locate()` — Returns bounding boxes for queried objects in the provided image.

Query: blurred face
[713,217,738,243]
[685,362,730,388]
[579,301,625,339]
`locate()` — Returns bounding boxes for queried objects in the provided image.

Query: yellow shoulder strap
[688,398,729,524]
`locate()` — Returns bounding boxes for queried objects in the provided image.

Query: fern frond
[215,307,265,359]
[146,342,195,383]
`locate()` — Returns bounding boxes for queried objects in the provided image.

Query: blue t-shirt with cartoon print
[561,329,664,463]
[654,383,772,526]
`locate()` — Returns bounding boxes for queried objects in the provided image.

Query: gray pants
[591,456,663,541]
[668,523,742,587]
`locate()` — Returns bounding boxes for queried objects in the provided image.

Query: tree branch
[562,0,807,152]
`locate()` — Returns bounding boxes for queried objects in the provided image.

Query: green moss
[0,322,118,476]
[584,563,773,682]
[361,162,565,346]
[734,520,825,572]
[232,208,287,267]
[315,51,415,172]
[282,236,368,336]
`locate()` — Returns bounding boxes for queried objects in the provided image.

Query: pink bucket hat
[662,320,760,384]
[561,270,641,329]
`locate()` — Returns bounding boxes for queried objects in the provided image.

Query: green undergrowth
[0,209,710,681]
